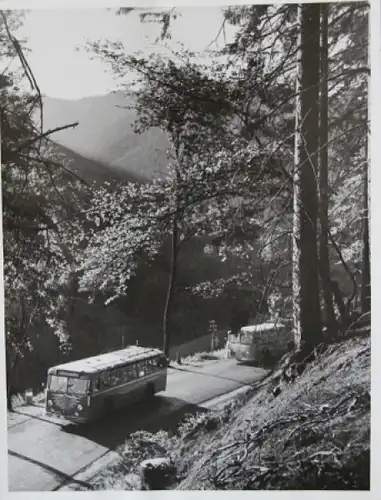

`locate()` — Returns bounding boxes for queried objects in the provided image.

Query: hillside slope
[177,334,370,490]
[90,333,370,491]
[43,93,169,179]
[51,142,145,185]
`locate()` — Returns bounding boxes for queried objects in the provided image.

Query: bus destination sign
[57,370,81,378]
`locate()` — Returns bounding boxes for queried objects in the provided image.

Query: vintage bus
[228,322,293,365]
[44,346,168,424]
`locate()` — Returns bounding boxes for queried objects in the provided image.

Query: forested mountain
[51,141,145,184]
[42,93,169,179]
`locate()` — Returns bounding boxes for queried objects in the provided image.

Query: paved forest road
[7,359,267,491]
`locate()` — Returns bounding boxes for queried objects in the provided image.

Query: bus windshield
[240,331,254,345]
[49,375,67,392]
[67,378,88,395]
[49,375,88,395]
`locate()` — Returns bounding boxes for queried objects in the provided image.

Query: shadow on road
[8,449,95,490]
[61,395,208,451]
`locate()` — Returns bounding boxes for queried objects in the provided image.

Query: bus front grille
[51,394,78,412]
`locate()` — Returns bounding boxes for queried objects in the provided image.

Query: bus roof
[48,346,164,376]
[240,322,285,334]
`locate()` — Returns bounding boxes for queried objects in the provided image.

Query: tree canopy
[3,3,370,403]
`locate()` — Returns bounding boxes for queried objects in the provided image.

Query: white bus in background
[44,346,168,425]
[227,322,293,365]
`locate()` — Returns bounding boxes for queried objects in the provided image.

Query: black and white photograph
[1,0,376,493]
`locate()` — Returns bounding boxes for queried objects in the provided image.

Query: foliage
[92,429,175,491]
[83,32,294,316]
[1,11,94,402]
[79,3,369,350]
[4,2,370,399]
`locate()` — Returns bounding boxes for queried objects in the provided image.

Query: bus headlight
[47,400,53,407]
[77,404,83,411]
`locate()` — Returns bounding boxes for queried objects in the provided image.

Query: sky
[18,7,236,100]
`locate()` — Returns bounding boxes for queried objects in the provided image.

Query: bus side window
[146,358,156,374]
[137,361,146,378]
[152,358,160,372]
[93,377,101,393]
[144,359,152,375]
[121,365,129,383]
[109,369,120,386]
[100,371,110,389]
[113,368,124,386]
[122,364,135,382]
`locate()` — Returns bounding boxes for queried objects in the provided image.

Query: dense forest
[2,3,370,410]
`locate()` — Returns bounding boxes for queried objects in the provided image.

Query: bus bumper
[234,350,253,362]
[45,410,89,425]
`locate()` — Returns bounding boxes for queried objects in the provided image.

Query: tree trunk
[7,375,14,412]
[292,4,323,352]
[7,390,13,412]
[7,354,19,412]
[361,86,370,314]
[162,217,178,358]
[331,280,347,323]
[319,3,337,334]
[361,161,370,313]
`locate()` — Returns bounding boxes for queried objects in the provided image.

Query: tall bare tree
[361,97,370,315]
[292,4,323,352]
[360,6,370,316]
[318,2,337,334]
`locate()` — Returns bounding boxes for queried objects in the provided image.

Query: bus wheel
[262,348,271,367]
[103,398,114,416]
[143,383,155,401]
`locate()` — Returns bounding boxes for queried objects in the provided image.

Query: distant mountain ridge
[42,92,170,180]
[51,142,145,185]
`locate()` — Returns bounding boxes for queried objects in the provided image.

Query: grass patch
[10,390,45,410]
[92,431,176,490]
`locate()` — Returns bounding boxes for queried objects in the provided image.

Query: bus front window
[67,378,89,395]
[240,332,254,345]
[49,375,68,392]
